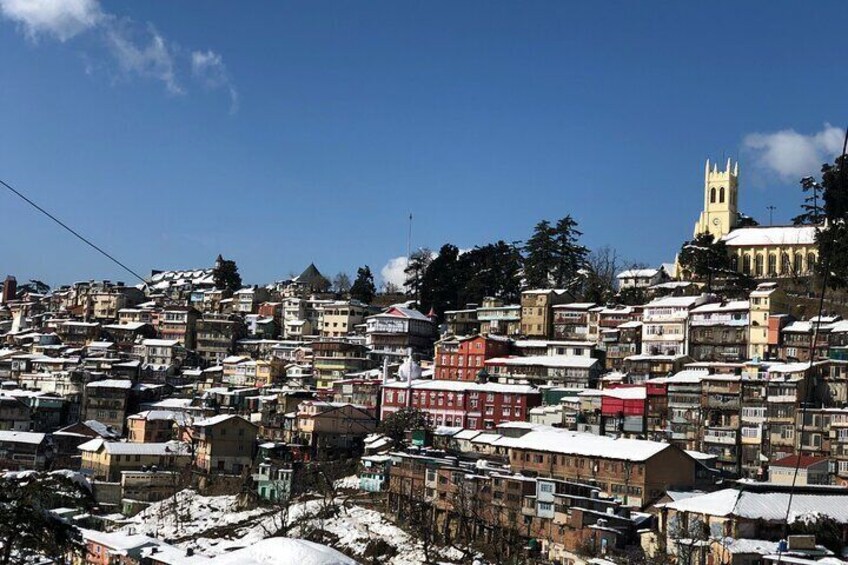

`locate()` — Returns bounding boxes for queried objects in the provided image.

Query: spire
[726,157,732,173]
[734,160,739,176]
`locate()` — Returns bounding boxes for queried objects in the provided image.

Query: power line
[0,177,147,284]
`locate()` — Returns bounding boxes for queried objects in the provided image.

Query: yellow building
[691,158,819,278]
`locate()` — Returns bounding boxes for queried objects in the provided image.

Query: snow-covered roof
[617,268,658,279]
[382,379,539,395]
[141,339,180,347]
[78,439,190,456]
[211,537,358,565]
[0,430,46,445]
[691,300,749,313]
[499,428,675,462]
[590,387,646,400]
[659,488,848,523]
[721,225,817,247]
[86,379,133,389]
[645,295,711,308]
[194,414,251,427]
[485,355,600,369]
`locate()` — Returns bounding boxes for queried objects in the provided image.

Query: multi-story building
[196,314,246,365]
[602,321,643,371]
[192,414,258,475]
[78,438,191,481]
[551,302,595,340]
[365,306,436,361]
[434,334,511,381]
[520,289,572,338]
[83,379,133,435]
[504,428,702,508]
[740,377,768,478]
[666,370,705,451]
[748,282,791,360]
[780,318,836,362]
[158,305,200,350]
[290,400,377,456]
[443,308,480,337]
[485,355,602,388]
[641,294,714,356]
[319,300,371,338]
[616,268,670,290]
[311,340,372,389]
[476,297,521,337]
[380,379,541,430]
[688,300,749,362]
[56,320,101,347]
[700,375,742,474]
[233,286,271,314]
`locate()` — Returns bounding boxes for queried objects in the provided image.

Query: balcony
[703,429,737,445]
[706,396,740,410]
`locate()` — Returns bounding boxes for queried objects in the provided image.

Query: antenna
[767,205,777,226]
[407,213,413,260]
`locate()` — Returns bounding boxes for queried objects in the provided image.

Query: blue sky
[1,1,846,288]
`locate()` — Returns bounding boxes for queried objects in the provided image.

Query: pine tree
[403,248,433,300]
[551,215,588,289]
[419,244,461,317]
[523,220,556,288]
[212,256,242,292]
[793,176,826,225]
[812,154,848,287]
[350,266,376,304]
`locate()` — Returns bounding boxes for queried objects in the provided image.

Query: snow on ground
[121,490,465,565]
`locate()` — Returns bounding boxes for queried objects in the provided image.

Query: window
[710,187,716,203]
[768,254,777,276]
[742,254,752,275]
[755,254,764,277]
[719,186,725,203]
[781,253,791,275]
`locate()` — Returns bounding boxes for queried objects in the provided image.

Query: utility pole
[767,205,777,226]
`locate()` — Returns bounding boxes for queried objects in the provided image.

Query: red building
[434,334,511,381]
[380,379,541,430]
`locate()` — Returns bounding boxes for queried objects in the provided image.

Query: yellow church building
[692,158,819,278]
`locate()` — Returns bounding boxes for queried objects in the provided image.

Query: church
[691,158,819,278]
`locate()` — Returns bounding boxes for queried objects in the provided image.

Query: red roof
[771,454,828,469]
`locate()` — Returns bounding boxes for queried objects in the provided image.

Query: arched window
[731,254,739,272]
[768,254,777,277]
[719,187,725,203]
[781,253,790,275]
[742,254,752,275]
[755,254,764,277]
[807,253,817,273]
[710,187,716,203]
[794,253,803,274]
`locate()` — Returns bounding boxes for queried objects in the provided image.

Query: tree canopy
[0,472,93,565]
[350,265,377,304]
[213,255,242,292]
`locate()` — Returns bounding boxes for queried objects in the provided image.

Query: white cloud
[105,22,181,94]
[0,0,237,107]
[0,0,102,41]
[191,49,239,113]
[380,256,409,290]
[744,123,845,180]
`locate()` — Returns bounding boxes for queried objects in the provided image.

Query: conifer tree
[523,220,556,288]
[350,265,376,304]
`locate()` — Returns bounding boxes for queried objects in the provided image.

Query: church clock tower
[694,158,739,240]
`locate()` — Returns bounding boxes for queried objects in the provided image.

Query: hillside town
[2,159,848,565]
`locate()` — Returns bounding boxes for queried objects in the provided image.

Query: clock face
[712,218,721,226]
